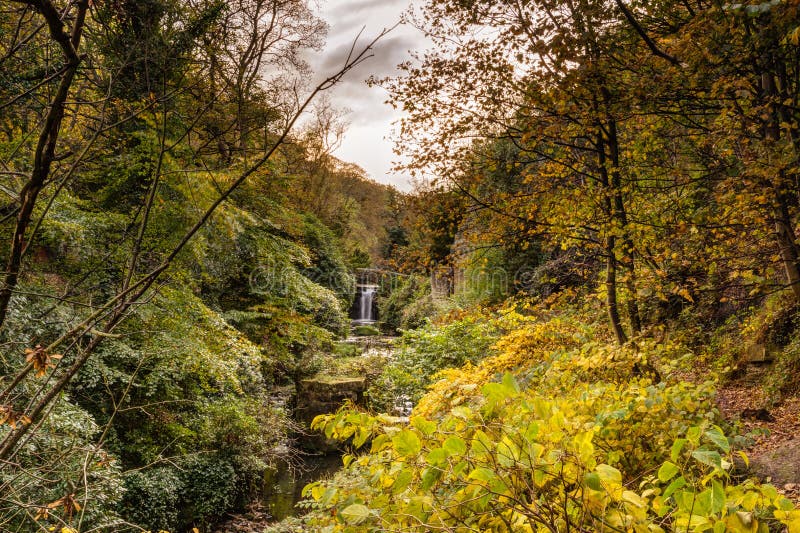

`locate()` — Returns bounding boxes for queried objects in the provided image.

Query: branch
[613,0,681,67]
[0,0,89,329]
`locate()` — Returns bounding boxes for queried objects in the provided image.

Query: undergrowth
[294,308,800,532]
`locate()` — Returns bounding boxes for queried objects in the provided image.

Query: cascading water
[352,284,378,325]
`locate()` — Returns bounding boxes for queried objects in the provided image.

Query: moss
[353,324,382,336]
[306,375,366,386]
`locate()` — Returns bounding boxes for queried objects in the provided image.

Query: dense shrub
[300,314,800,532]
[121,455,239,531]
[0,400,126,532]
[366,309,512,413]
[377,275,446,333]
[299,214,356,306]
[352,324,381,336]
[121,468,182,532]
[179,455,238,526]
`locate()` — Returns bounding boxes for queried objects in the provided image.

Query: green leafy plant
[366,310,505,412]
[299,314,799,532]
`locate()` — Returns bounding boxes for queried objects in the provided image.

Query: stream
[261,453,343,521]
[214,333,398,531]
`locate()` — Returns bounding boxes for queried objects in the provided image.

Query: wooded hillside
[4,1,800,532]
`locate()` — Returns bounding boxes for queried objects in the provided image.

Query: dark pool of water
[262,453,343,521]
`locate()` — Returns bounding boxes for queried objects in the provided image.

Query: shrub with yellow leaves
[300,314,798,532]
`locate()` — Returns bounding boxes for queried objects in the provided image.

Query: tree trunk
[762,68,800,300]
[606,236,628,345]
[597,115,636,342]
[773,179,800,300]
[607,115,642,333]
[0,0,88,329]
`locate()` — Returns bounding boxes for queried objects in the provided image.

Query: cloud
[328,0,408,33]
[311,32,420,116]
[302,1,428,191]
[330,0,396,16]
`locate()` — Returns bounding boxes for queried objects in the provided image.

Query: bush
[352,324,382,336]
[0,399,125,532]
[765,331,800,398]
[122,455,239,531]
[121,468,182,532]
[179,455,238,527]
[366,310,510,413]
[308,389,797,532]
[400,294,452,330]
[299,313,800,532]
[377,275,435,333]
[299,213,356,306]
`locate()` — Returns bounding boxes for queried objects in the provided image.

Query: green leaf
[664,476,687,498]
[426,447,449,465]
[370,434,391,453]
[496,435,521,467]
[676,489,696,512]
[502,372,520,393]
[392,469,413,494]
[421,466,442,490]
[691,449,722,469]
[443,436,467,456]
[595,464,622,486]
[453,460,469,477]
[471,430,494,457]
[320,487,337,506]
[302,481,320,498]
[392,430,422,456]
[584,472,603,491]
[711,480,725,514]
[482,382,509,402]
[695,488,712,515]
[341,503,371,525]
[658,461,680,483]
[686,426,702,445]
[523,421,540,441]
[671,439,687,462]
[482,373,520,403]
[468,466,498,483]
[353,426,369,448]
[704,426,730,453]
[451,406,473,419]
[411,416,437,436]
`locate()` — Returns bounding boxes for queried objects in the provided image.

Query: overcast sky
[304,0,426,191]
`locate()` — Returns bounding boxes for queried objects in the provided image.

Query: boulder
[294,376,366,451]
[748,439,800,486]
[743,343,772,363]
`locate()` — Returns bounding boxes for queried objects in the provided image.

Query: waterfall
[353,284,378,324]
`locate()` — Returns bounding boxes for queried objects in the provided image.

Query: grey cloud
[317,32,420,76]
[329,0,400,16]
[328,0,409,30]
[302,0,424,189]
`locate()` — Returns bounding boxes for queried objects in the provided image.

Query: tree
[0,1,389,526]
[385,0,800,341]
[385,0,665,342]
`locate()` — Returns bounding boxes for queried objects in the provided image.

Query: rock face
[295,376,366,451]
[749,439,800,487]
[743,343,772,363]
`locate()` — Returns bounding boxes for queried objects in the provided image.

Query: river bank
[211,334,397,531]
